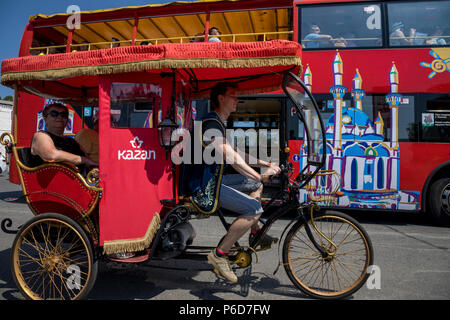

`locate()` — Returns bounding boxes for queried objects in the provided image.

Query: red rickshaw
[1,39,373,300]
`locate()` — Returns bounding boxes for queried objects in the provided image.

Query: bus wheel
[429,177,450,227]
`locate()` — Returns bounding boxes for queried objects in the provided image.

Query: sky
[0,0,193,99]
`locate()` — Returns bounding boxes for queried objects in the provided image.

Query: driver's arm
[212,137,276,183]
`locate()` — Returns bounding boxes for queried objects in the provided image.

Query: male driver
[186,82,280,283]
[31,103,98,169]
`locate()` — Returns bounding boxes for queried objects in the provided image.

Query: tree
[2,96,13,101]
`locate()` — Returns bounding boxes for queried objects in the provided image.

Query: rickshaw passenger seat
[17,147,44,168]
[13,146,100,220]
[17,147,81,173]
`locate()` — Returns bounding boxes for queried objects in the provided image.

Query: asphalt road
[0,172,449,301]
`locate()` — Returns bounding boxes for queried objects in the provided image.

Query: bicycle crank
[230,247,258,267]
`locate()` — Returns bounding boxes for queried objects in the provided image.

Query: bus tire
[429,177,450,227]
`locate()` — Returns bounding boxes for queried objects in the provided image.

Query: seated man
[184,82,280,283]
[31,103,98,170]
[303,24,332,48]
[426,25,446,45]
[208,27,222,42]
[390,22,416,46]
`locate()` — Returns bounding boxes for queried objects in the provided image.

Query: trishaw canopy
[1,40,302,103]
[1,40,303,254]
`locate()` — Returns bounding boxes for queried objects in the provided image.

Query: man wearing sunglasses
[31,103,98,170]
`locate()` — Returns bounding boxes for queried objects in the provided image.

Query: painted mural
[297,51,420,210]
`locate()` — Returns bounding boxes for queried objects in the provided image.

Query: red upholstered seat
[16,147,101,221]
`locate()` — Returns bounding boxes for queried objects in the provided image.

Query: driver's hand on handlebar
[261,163,281,183]
[267,162,281,175]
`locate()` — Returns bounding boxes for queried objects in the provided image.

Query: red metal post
[204,9,210,42]
[132,14,139,46]
[66,29,74,53]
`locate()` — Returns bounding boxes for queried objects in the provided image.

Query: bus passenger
[184,82,280,283]
[208,27,221,42]
[111,37,121,48]
[303,24,332,48]
[30,103,98,171]
[390,22,416,46]
[426,26,446,45]
[191,33,205,42]
[333,37,347,48]
[73,41,89,52]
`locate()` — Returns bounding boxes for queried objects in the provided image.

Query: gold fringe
[102,212,161,255]
[2,56,302,84]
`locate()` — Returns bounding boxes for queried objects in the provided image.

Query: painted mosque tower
[298,51,420,210]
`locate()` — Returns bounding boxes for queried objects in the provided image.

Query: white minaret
[386,62,401,149]
[351,68,365,111]
[330,50,346,149]
[385,62,401,192]
[329,51,347,193]
[375,111,384,136]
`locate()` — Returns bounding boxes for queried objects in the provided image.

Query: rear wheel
[429,177,450,227]
[11,213,98,300]
[283,210,373,299]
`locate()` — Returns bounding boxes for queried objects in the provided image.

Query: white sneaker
[207,250,238,283]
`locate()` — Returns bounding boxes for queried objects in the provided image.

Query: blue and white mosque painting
[298,51,420,210]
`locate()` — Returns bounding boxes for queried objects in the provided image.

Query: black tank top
[29,131,86,168]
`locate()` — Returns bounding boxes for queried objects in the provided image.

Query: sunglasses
[48,110,69,118]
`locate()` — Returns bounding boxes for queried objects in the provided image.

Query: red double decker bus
[290,0,450,226]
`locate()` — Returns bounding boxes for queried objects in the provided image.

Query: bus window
[300,3,382,49]
[110,83,162,128]
[397,96,416,141]
[286,100,303,140]
[420,94,450,142]
[388,1,450,47]
[370,94,417,142]
[310,93,418,143]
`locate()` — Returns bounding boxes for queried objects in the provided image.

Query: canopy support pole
[204,8,210,42]
[66,29,73,53]
[132,14,139,46]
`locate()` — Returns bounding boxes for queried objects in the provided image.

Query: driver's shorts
[218,175,263,216]
[221,174,262,193]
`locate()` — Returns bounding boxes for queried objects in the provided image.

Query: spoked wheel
[11,213,98,300]
[283,210,373,299]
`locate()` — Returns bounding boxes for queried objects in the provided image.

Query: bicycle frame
[249,181,329,259]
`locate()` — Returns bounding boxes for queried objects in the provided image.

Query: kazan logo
[118,136,156,160]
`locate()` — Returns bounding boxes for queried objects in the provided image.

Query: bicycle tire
[11,213,98,300]
[282,210,373,299]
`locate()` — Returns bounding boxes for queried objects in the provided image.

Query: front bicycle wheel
[283,210,373,299]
